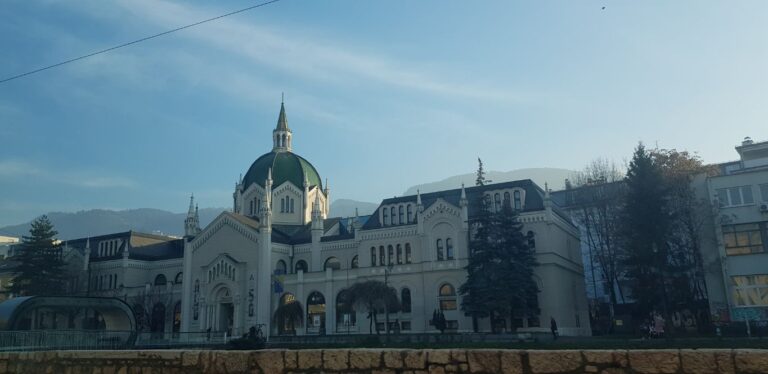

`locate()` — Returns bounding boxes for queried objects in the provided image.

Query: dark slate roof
[550,181,626,209]
[362,179,574,230]
[242,151,322,191]
[128,239,185,261]
[272,217,350,245]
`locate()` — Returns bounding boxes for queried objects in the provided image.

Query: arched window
[290,198,295,213]
[396,244,403,264]
[276,260,287,275]
[324,257,341,271]
[527,231,536,249]
[379,246,385,266]
[249,200,254,215]
[370,247,377,266]
[351,255,359,269]
[280,198,286,213]
[436,239,444,261]
[295,260,308,273]
[383,208,389,225]
[504,191,511,208]
[336,289,356,329]
[405,243,412,263]
[154,274,167,287]
[439,283,457,310]
[398,206,404,224]
[390,208,396,225]
[494,193,501,212]
[401,288,412,313]
[387,245,394,265]
[407,204,413,223]
[175,272,183,284]
[446,238,454,260]
[514,190,522,210]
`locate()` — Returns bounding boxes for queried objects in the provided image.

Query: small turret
[261,169,273,228]
[311,193,324,231]
[83,237,91,271]
[459,183,467,206]
[184,194,201,239]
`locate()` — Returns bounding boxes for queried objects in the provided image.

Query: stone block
[628,350,680,374]
[218,351,249,373]
[284,350,298,369]
[372,370,397,374]
[427,350,451,365]
[583,350,614,365]
[349,349,381,369]
[600,369,628,374]
[428,364,446,374]
[713,350,734,374]
[403,350,426,369]
[383,350,404,369]
[297,350,322,370]
[734,349,768,374]
[528,350,582,373]
[252,350,284,374]
[323,349,349,371]
[680,350,717,374]
[500,350,522,374]
[450,350,467,363]
[467,350,500,373]
[181,351,200,367]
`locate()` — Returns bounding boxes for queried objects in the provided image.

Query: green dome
[242,151,322,191]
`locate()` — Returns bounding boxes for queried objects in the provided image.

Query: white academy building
[63,102,591,337]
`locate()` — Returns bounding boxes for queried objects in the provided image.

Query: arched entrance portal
[306,291,326,335]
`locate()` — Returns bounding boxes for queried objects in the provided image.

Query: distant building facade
[696,137,768,324]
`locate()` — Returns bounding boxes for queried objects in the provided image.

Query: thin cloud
[101,0,531,104]
[0,160,137,189]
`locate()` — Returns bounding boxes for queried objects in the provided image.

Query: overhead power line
[0,0,283,85]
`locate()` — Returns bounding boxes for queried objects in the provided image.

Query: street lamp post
[384,262,394,336]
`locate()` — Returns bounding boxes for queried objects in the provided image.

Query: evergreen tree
[10,215,67,296]
[459,191,539,331]
[476,158,487,186]
[620,143,671,318]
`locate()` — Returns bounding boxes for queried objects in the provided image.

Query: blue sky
[1,0,767,226]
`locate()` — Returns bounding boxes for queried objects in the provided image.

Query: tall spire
[187,194,195,216]
[272,99,292,152]
[185,194,201,238]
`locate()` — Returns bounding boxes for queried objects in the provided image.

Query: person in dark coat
[550,317,558,340]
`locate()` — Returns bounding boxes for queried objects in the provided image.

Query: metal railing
[0,330,230,351]
[0,330,134,351]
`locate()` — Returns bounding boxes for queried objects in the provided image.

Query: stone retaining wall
[0,349,766,373]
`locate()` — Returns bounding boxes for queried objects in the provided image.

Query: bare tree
[128,285,173,333]
[569,159,626,327]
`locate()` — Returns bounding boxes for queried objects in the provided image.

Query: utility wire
[0,0,283,84]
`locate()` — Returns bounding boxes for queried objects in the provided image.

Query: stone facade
[0,349,765,373]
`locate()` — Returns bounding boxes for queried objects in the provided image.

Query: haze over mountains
[0,168,573,240]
